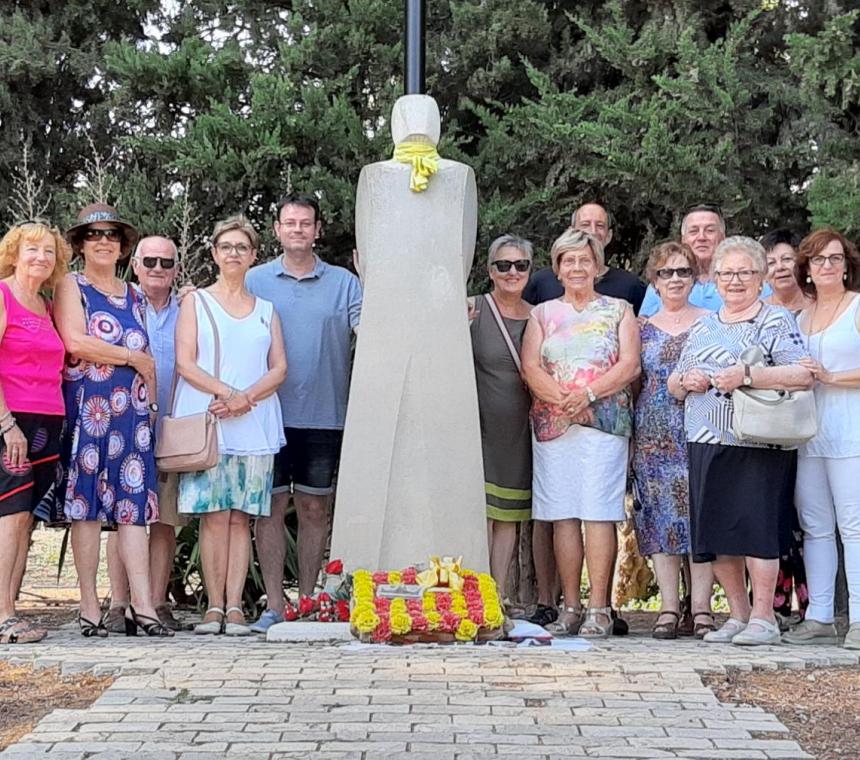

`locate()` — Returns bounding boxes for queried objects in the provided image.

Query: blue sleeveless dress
[61,274,158,526]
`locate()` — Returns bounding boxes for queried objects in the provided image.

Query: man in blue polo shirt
[246,193,362,633]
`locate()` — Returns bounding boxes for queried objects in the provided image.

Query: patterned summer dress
[61,274,158,526]
[632,322,691,556]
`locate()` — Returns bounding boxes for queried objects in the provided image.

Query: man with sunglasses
[106,236,184,632]
[523,203,647,314]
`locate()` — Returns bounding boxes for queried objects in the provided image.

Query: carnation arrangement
[349,557,506,644]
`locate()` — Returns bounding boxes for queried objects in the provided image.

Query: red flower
[406,599,423,615]
[467,607,485,626]
[463,575,479,592]
[374,597,391,613]
[284,599,299,621]
[325,559,344,574]
[298,595,317,617]
[335,600,350,622]
[372,571,390,585]
[439,611,461,633]
[372,620,392,642]
[318,593,334,622]
[435,593,452,612]
[401,567,418,585]
[411,614,430,632]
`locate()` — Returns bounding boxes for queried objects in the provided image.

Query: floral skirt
[178,453,274,516]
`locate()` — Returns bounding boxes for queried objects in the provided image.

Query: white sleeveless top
[801,293,860,459]
[172,290,285,456]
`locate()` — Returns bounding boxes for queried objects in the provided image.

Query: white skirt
[532,425,628,522]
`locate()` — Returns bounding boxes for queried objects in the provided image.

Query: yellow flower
[390,598,408,616]
[422,593,436,612]
[484,604,504,628]
[455,619,479,641]
[388,571,402,584]
[350,607,380,634]
[426,611,441,631]
[390,612,412,635]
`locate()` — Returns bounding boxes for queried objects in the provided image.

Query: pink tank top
[0,281,65,415]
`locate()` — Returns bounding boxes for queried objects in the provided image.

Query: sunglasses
[656,267,694,280]
[492,259,531,273]
[139,256,176,270]
[83,228,122,242]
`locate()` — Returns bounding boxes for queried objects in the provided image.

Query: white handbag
[731,345,818,447]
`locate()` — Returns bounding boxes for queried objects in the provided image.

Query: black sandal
[125,605,174,637]
[78,613,108,638]
[692,611,717,639]
[652,610,681,640]
[527,604,558,627]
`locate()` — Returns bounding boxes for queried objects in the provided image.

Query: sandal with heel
[545,605,583,636]
[125,605,174,637]
[579,606,615,638]
[78,612,108,639]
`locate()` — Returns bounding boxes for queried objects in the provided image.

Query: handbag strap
[484,293,523,373]
[166,290,222,416]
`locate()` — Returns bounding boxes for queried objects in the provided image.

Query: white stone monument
[330,94,490,573]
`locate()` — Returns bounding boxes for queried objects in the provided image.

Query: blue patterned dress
[632,321,690,555]
[61,274,158,526]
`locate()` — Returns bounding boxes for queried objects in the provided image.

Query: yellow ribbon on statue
[416,555,465,591]
[393,142,440,192]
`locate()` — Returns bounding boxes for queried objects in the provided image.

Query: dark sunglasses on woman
[492,260,531,273]
[83,228,122,242]
[656,267,694,280]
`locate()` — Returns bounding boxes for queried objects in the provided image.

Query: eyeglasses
[492,259,531,273]
[215,242,252,256]
[809,253,845,268]
[767,256,796,268]
[715,269,757,283]
[83,228,122,242]
[139,256,176,270]
[656,267,694,280]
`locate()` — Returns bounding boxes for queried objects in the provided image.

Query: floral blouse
[530,296,632,442]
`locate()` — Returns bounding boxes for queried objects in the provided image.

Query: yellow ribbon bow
[416,555,464,591]
[393,141,440,193]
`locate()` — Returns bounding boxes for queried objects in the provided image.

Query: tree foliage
[1,0,859,281]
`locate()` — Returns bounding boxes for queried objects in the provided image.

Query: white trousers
[795,454,860,624]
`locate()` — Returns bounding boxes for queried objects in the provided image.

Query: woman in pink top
[0,221,69,644]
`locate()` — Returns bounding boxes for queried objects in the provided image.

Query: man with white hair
[523,202,646,313]
[105,236,184,632]
[639,204,728,316]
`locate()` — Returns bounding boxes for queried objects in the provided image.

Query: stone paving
[2,628,858,759]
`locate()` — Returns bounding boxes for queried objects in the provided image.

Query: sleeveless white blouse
[801,293,860,459]
[172,291,285,456]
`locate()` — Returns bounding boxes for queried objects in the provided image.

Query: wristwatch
[586,386,597,404]
[742,364,753,387]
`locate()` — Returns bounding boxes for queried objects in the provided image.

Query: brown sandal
[652,610,680,640]
[692,611,717,639]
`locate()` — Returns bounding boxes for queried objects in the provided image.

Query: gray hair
[487,234,534,268]
[712,235,767,276]
[133,236,178,260]
[681,207,726,237]
[550,228,605,273]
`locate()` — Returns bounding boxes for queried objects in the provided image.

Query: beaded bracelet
[0,417,17,436]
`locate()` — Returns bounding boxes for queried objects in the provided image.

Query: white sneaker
[843,623,860,651]
[732,617,781,646]
[703,617,747,643]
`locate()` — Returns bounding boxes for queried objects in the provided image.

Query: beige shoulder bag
[155,292,221,473]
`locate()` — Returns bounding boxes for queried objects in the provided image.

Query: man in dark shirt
[523,203,646,314]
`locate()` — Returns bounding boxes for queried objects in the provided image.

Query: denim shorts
[272,428,343,496]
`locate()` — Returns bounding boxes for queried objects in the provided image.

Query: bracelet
[0,417,16,436]
[0,411,11,425]
[225,388,236,401]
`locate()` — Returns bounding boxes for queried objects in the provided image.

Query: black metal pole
[404,0,426,94]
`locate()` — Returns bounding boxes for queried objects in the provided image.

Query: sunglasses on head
[83,228,122,242]
[139,256,176,270]
[656,267,694,280]
[492,259,531,273]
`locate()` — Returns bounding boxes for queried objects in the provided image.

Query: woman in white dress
[173,216,286,636]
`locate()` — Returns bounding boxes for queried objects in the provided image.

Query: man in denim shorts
[246,193,362,633]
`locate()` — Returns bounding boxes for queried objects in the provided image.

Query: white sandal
[194,607,225,635]
[224,606,252,637]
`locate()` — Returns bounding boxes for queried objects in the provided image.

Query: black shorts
[272,428,343,496]
[0,413,64,518]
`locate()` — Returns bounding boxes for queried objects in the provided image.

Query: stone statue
[330,94,490,573]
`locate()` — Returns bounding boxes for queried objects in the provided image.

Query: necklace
[812,290,849,332]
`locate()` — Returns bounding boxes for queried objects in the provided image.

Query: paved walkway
[2,628,857,759]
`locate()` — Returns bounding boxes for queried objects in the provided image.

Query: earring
[806,276,811,283]
[844,273,848,280]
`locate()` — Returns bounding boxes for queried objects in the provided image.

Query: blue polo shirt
[135,287,179,422]
[245,255,362,429]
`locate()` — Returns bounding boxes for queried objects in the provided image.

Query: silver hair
[550,228,605,273]
[681,208,726,237]
[487,234,534,268]
[133,236,178,260]
[711,235,767,276]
